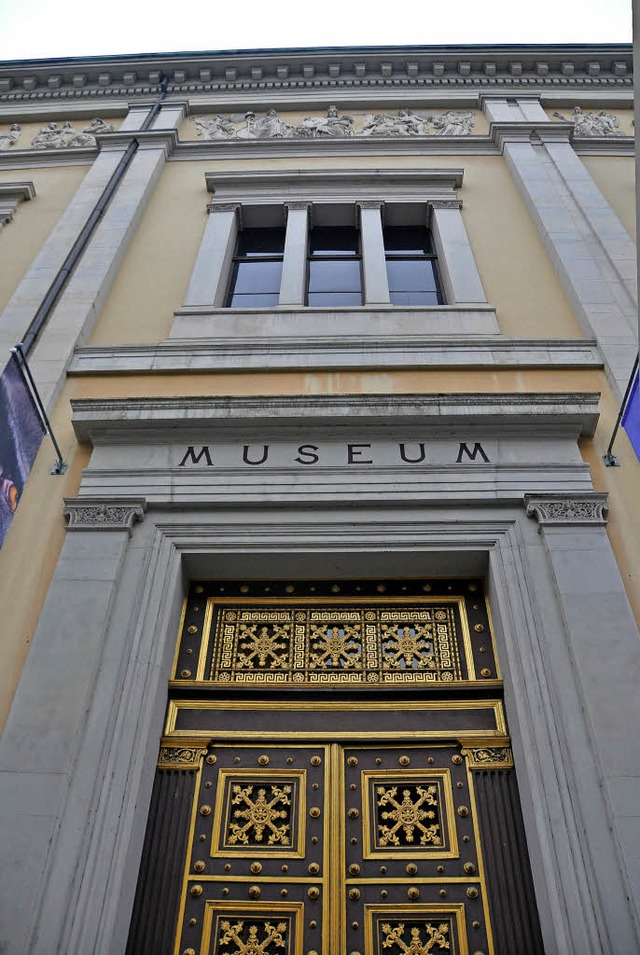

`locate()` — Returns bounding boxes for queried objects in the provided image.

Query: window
[226,227,285,308]
[306,226,362,307]
[384,226,443,306]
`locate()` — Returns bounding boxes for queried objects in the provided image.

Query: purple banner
[0,355,46,547]
[621,369,640,463]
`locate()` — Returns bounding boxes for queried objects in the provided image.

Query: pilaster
[0,497,147,954]
[183,202,240,308]
[483,95,638,399]
[430,199,487,304]
[358,200,390,305]
[278,201,309,306]
[525,492,640,946]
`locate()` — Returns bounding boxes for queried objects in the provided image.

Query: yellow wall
[91,154,580,344]
[0,364,638,734]
[582,156,636,239]
[0,165,90,313]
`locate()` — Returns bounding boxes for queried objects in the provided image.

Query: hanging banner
[621,369,640,463]
[0,355,46,547]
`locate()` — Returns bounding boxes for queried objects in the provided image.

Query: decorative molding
[30,117,114,149]
[524,493,608,528]
[69,393,601,444]
[69,336,603,377]
[157,740,207,770]
[0,46,632,103]
[206,201,240,215]
[191,107,475,140]
[0,180,35,227]
[63,497,146,532]
[429,199,463,210]
[461,739,514,769]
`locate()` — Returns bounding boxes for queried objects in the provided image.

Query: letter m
[178,446,213,467]
[456,442,490,463]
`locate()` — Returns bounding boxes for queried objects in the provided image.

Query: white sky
[0,0,632,61]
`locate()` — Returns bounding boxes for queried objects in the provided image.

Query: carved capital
[206,201,240,215]
[525,493,608,528]
[157,739,207,770]
[461,741,513,769]
[357,200,383,211]
[429,199,463,210]
[63,497,146,533]
[285,200,310,212]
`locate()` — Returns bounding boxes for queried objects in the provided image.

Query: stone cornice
[0,180,35,225]
[0,45,632,103]
[70,392,600,444]
[68,337,603,376]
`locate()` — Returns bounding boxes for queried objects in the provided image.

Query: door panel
[176,743,330,955]
[343,743,492,955]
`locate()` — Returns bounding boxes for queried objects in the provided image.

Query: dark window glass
[226,227,285,308]
[307,226,362,305]
[384,226,443,306]
[309,226,360,257]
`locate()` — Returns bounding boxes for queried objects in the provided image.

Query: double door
[174,738,496,955]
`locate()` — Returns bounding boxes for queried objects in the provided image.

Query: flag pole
[10,344,67,475]
[603,353,640,467]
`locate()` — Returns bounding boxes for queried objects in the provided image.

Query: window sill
[170,304,499,340]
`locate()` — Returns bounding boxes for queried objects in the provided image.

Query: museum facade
[0,44,639,954]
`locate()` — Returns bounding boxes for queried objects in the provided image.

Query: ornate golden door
[127,579,544,955]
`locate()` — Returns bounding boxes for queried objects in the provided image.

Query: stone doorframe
[1,394,639,954]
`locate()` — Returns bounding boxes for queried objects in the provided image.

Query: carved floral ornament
[524,493,608,528]
[63,497,146,532]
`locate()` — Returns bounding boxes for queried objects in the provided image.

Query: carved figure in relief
[31,117,113,149]
[360,113,405,136]
[31,121,63,149]
[0,124,20,150]
[396,108,432,135]
[297,104,354,137]
[361,109,433,136]
[81,117,115,139]
[235,110,258,139]
[193,114,236,140]
[254,108,295,138]
[554,107,625,137]
[431,110,475,136]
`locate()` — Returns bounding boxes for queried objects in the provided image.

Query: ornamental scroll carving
[525,494,608,528]
[461,744,513,769]
[157,745,206,769]
[63,498,146,532]
[192,106,475,141]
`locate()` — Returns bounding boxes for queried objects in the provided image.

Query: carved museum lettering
[177,441,490,468]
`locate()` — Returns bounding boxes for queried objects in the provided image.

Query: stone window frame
[182,168,487,311]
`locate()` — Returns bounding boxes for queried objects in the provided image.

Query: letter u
[242,444,269,466]
[399,443,427,464]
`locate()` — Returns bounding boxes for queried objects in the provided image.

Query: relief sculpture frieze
[191,105,476,140]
